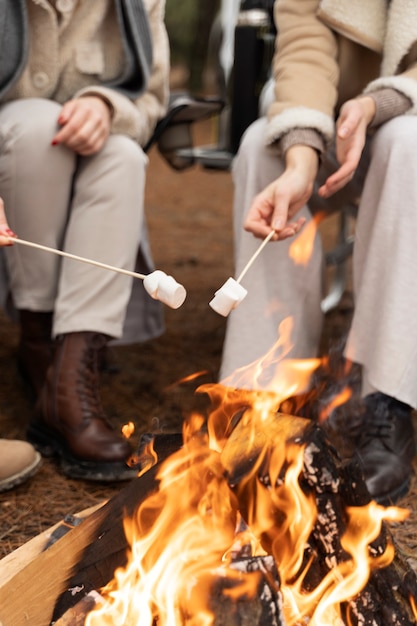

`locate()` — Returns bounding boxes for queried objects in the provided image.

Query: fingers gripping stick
[209,230,275,317]
[8,237,187,309]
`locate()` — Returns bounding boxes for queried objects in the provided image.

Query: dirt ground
[1,117,417,578]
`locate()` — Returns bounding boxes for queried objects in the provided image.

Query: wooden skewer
[8,237,147,280]
[236,229,275,283]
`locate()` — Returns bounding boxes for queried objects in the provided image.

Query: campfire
[48,319,417,626]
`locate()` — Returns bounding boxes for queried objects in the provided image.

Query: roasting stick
[9,236,148,279]
[236,229,276,283]
[209,229,276,316]
[7,236,187,309]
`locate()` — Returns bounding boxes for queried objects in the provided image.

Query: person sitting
[0,0,170,481]
[219,0,417,505]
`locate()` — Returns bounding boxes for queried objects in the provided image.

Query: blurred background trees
[165,0,221,93]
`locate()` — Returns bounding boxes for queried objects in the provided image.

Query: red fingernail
[51,140,58,146]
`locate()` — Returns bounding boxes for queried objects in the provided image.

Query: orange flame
[122,421,135,439]
[410,593,417,619]
[127,437,159,476]
[86,424,244,626]
[165,370,209,391]
[280,501,408,625]
[319,386,352,423]
[220,317,321,399]
[289,217,318,266]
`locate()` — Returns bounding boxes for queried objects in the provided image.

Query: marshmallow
[143,270,187,309]
[209,277,248,316]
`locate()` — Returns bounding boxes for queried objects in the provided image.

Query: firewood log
[221,409,417,625]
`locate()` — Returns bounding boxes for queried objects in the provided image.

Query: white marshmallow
[209,277,248,316]
[143,270,186,309]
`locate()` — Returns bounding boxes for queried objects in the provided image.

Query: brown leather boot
[17,310,54,399]
[27,331,136,481]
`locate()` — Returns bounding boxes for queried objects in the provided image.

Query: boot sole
[27,423,138,482]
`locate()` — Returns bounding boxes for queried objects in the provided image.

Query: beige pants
[220,115,417,409]
[0,98,148,339]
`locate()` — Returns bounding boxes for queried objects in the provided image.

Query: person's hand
[318,96,375,198]
[0,198,16,246]
[243,145,319,240]
[51,96,112,156]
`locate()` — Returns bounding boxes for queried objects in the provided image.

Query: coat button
[33,72,49,89]
[56,0,75,12]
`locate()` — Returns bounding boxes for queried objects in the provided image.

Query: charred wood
[201,556,284,626]
[221,411,417,625]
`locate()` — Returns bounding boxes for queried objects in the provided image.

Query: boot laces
[359,413,393,446]
[357,393,408,450]
[76,342,111,425]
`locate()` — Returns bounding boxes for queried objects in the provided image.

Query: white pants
[345,116,417,409]
[0,98,148,340]
[220,116,417,409]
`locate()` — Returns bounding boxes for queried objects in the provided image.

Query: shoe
[0,439,41,492]
[17,309,54,399]
[27,331,136,482]
[355,392,416,505]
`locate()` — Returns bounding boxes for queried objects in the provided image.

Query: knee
[234,118,268,167]
[104,135,148,175]
[232,117,283,186]
[0,99,62,148]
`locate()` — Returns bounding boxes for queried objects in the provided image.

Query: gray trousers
[0,98,149,340]
[220,115,417,409]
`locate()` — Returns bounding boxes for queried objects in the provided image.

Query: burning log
[52,591,104,626]
[212,556,283,626]
[186,555,284,626]
[221,408,417,625]
[54,556,285,626]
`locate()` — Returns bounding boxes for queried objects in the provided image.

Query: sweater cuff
[368,88,412,128]
[279,128,326,157]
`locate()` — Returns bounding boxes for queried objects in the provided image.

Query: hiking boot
[355,392,416,505]
[17,309,54,399]
[0,439,41,492]
[27,331,136,482]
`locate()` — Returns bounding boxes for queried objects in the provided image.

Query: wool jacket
[267,0,417,151]
[0,0,170,147]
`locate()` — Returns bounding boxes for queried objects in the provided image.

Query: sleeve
[364,70,417,118]
[265,0,339,148]
[367,88,412,128]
